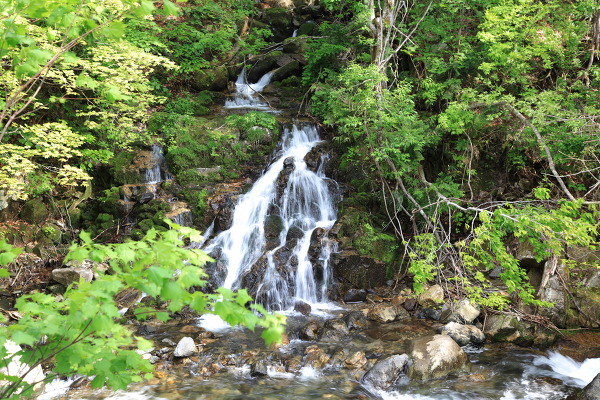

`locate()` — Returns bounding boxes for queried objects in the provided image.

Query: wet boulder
[407,334,470,381]
[294,300,311,316]
[367,304,399,323]
[361,354,409,390]
[247,52,282,83]
[343,288,368,303]
[319,318,350,342]
[343,311,369,330]
[441,298,481,324]
[304,345,329,369]
[173,337,196,357]
[344,351,368,370]
[570,373,600,400]
[483,314,558,348]
[439,322,486,347]
[270,60,301,82]
[298,321,321,341]
[250,359,269,377]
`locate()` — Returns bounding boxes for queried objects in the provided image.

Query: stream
[39,68,600,400]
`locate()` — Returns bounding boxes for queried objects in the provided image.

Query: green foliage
[158,1,267,76]
[0,223,285,399]
[225,111,278,145]
[461,201,597,306]
[407,233,440,295]
[0,0,179,202]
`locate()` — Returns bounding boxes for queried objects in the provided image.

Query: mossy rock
[336,207,398,266]
[20,198,49,225]
[296,21,316,36]
[111,151,140,185]
[247,51,283,83]
[191,66,229,92]
[271,60,301,82]
[282,37,309,54]
[40,223,62,244]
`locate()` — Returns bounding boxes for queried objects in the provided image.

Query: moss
[20,198,49,225]
[338,207,399,273]
[111,151,140,185]
[40,223,62,244]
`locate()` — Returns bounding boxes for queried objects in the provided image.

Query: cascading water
[144,144,171,185]
[202,67,339,312]
[204,123,338,310]
[224,68,273,110]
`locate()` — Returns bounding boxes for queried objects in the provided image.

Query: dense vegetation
[308,0,599,307]
[0,0,599,397]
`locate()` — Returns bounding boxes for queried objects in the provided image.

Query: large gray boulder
[439,322,486,347]
[418,285,444,307]
[361,354,409,390]
[407,334,470,381]
[483,313,558,348]
[441,298,481,324]
[52,266,94,286]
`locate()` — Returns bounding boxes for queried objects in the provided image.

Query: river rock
[173,337,196,357]
[0,340,45,393]
[250,359,269,377]
[483,314,557,347]
[294,300,311,316]
[570,372,600,399]
[191,66,228,91]
[368,304,398,323]
[296,21,316,36]
[299,321,321,341]
[439,322,486,347]
[343,311,369,330]
[304,345,329,369]
[344,351,367,370]
[418,285,444,308]
[361,354,409,390]
[52,266,94,286]
[319,318,350,342]
[247,52,282,83]
[343,288,367,303]
[441,298,481,324]
[270,60,301,82]
[407,334,470,381]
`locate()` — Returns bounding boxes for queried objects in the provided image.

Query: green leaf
[75,73,99,89]
[162,0,179,16]
[11,330,38,346]
[101,21,125,40]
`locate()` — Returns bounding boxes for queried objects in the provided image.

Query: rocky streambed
[39,285,600,400]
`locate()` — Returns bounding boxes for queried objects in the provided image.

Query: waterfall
[204,123,338,311]
[144,144,169,184]
[224,68,273,110]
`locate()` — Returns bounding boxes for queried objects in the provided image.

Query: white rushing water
[204,123,337,310]
[532,351,600,387]
[144,144,170,184]
[224,68,273,110]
